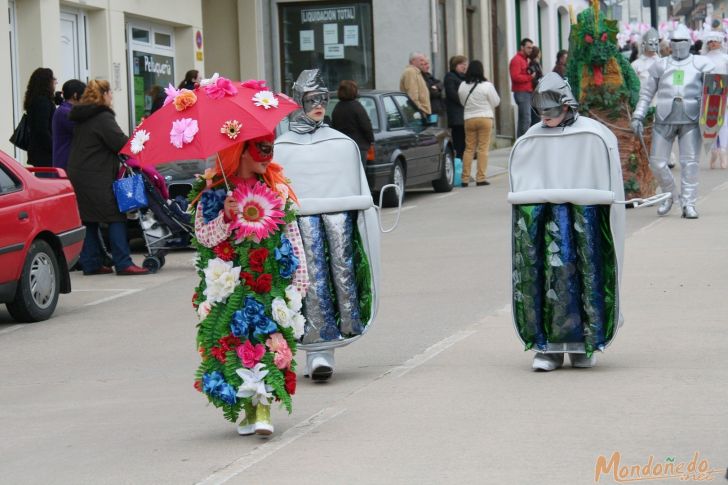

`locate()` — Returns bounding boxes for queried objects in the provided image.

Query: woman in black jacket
[67,80,148,276]
[331,80,374,165]
[24,68,56,167]
[444,55,468,159]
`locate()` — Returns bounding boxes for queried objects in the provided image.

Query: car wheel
[382,160,405,208]
[6,240,60,322]
[432,148,455,193]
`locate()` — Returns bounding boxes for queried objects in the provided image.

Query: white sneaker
[237,422,255,436]
[569,353,597,368]
[305,351,335,382]
[532,353,564,371]
[254,421,274,436]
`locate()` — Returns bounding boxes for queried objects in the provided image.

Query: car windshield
[326,96,379,131]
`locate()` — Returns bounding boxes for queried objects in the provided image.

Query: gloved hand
[631,118,644,136]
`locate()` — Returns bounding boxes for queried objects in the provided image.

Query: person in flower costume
[189,133,309,436]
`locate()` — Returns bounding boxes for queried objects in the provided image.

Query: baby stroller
[121,158,194,273]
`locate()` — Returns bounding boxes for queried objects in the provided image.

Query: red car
[0,151,85,322]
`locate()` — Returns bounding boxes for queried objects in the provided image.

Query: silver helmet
[642,28,660,54]
[291,69,329,110]
[670,24,692,60]
[531,72,579,115]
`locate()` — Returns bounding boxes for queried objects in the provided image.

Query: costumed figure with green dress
[190,134,309,436]
[509,73,626,371]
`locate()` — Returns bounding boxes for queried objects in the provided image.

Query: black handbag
[9,113,30,151]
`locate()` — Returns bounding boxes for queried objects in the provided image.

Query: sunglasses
[303,92,329,111]
[536,106,564,118]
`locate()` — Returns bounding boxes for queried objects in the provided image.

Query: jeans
[513,91,533,138]
[79,221,133,272]
[463,117,493,183]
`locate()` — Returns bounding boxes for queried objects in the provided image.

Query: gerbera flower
[252,90,279,110]
[213,241,235,261]
[130,129,150,154]
[228,182,285,242]
[220,120,242,140]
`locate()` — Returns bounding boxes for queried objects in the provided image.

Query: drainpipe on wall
[431,0,438,58]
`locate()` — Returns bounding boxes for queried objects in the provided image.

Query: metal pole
[650,0,658,29]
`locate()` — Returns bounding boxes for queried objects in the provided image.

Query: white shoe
[254,421,274,436]
[681,206,699,219]
[532,353,564,371]
[569,353,597,368]
[656,197,673,216]
[237,422,255,436]
[305,351,335,381]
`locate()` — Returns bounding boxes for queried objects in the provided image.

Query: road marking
[196,406,347,485]
[85,289,142,306]
[386,329,477,379]
[435,192,456,199]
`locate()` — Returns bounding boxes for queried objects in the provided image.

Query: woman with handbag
[457,60,500,186]
[67,80,149,276]
[23,67,56,167]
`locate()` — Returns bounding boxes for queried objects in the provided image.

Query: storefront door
[60,10,89,85]
[126,22,175,128]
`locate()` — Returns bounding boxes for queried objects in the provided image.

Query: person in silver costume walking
[275,70,381,381]
[631,24,715,219]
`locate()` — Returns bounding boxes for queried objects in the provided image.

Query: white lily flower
[236,363,273,406]
[199,72,220,87]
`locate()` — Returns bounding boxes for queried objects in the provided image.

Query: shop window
[132,28,150,44]
[154,32,172,47]
[278,1,374,95]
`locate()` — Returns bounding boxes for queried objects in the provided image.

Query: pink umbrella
[121,77,299,165]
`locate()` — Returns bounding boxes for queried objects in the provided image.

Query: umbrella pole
[216,154,231,193]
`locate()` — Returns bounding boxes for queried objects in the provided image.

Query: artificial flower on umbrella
[120,75,299,165]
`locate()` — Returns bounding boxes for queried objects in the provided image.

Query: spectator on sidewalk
[444,55,468,158]
[528,46,545,126]
[400,52,431,115]
[510,38,536,137]
[422,57,444,118]
[67,80,149,276]
[24,67,57,167]
[458,60,500,187]
[52,79,86,170]
[331,79,374,165]
[178,69,200,90]
[553,50,568,79]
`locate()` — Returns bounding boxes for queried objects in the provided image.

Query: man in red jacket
[510,38,536,138]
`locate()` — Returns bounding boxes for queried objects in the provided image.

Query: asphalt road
[2,149,727,484]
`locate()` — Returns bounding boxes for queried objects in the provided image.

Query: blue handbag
[113,167,148,213]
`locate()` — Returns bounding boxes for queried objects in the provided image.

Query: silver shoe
[681,206,699,219]
[531,353,564,372]
[656,197,673,216]
[569,353,597,368]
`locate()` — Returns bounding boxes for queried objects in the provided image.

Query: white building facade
[1,0,205,159]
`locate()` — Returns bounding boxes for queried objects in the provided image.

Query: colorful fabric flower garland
[190,175,304,422]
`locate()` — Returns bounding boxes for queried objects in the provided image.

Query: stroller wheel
[142,256,162,274]
[158,254,166,268]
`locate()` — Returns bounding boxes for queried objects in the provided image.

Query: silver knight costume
[275,70,381,381]
[631,28,661,88]
[631,24,715,218]
[509,73,626,371]
[703,30,728,169]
